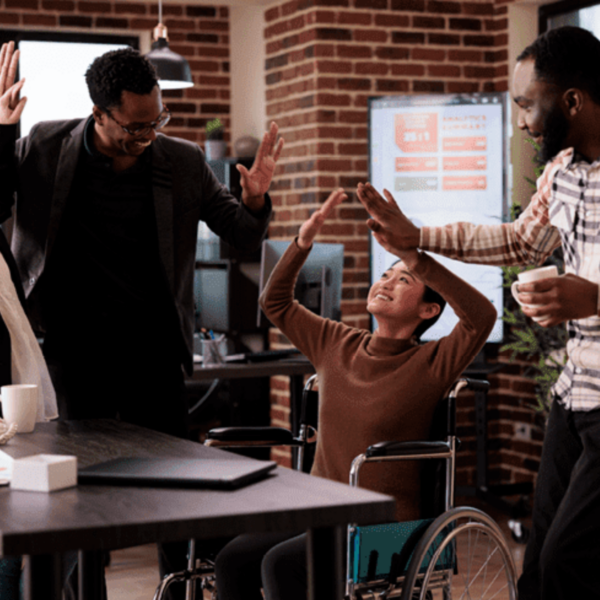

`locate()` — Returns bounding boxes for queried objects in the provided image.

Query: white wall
[508,2,544,210]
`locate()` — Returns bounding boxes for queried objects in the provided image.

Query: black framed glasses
[106,106,171,137]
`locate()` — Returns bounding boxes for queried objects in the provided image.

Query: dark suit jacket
[0,119,271,373]
[0,227,25,386]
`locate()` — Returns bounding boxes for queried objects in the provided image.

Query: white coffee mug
[0,384,38,433]
[511,266,559,322]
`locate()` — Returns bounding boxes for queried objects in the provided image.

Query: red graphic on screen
[395,113,438,153]
[443,156,487,171]
[396,157,439,172]
[443,176,487,191]
[442,137,487,152]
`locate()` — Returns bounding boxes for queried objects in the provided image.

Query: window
[540,0,600,37]
[0,31,138,136]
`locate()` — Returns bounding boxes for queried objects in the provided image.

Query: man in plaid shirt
[358,26,600,600]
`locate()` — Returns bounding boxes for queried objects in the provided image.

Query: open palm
[237,121,284,203]
[298,189,347,250]
[0,42,27,125]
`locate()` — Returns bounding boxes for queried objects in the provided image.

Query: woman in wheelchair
[214,186,497,600]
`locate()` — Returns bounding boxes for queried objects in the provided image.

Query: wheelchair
[154,375,517,600]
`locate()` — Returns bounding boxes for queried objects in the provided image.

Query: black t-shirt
[41,118,183,362]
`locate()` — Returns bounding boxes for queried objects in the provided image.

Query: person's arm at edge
[420,152,569,267]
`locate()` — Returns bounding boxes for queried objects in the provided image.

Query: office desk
[191,356,316,436]
[0,419,394,600]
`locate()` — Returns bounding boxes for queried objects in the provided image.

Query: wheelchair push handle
[450,377,490,397]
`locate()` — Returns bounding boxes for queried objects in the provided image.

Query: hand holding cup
[511,266,559,323]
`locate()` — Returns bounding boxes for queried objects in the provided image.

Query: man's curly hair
[518,26,600,105]
[85,47,158,111]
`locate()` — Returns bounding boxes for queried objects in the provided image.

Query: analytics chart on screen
[369,93,511,343]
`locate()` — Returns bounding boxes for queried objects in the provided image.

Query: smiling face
[513,58,571,163]
[93,86,163,158]
[367,262,437,336]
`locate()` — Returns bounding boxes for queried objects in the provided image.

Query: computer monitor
[257,240,345,327]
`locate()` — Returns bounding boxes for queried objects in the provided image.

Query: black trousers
[518,400,600,600]
[44,331,192,600]
[214,532,308,600]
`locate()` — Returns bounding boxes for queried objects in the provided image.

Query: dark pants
[215,532,308,600]
[44,331,191,600]
[0,557,21,600]
[518,400,600,600]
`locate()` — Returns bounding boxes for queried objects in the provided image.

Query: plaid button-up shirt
[422,147,600,411]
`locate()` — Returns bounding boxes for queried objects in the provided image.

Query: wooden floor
[105,504,528,599]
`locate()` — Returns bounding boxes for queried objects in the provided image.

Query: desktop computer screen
[257,240,345,327]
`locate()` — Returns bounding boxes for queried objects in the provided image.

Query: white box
[10,454,77,492]
[0,449,14,481]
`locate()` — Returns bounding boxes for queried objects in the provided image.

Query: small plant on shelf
[206,118,224,141]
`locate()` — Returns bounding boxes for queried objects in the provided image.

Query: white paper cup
[511,266,559,322]
[0,384,38,433]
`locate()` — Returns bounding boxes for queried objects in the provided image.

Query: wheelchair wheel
[400,507,517,600]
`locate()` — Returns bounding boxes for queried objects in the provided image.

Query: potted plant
[205,118,226,161]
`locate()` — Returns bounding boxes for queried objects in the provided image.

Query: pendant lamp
[145,0,193,90]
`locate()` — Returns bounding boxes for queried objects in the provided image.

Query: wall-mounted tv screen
[369,92,510,344]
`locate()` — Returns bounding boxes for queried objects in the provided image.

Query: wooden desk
[0,419,394,600]
[191,356,316,436]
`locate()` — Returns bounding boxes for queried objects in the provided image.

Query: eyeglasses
[106,106,171,137]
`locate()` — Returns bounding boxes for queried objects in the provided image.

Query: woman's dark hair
[517,26,600,105]
[85,47,158,112]
[414,284,446,342]
[390,259,447,342]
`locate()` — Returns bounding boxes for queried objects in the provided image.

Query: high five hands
[0,42,26,125]
[237,121,284,212]
[358,181,600,327]
[298,188,347,250]
[356,183,420,254]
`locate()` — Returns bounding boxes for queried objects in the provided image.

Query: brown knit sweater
[259,241,496,521]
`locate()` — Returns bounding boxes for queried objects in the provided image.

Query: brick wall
[0,0,232,148]
[263,0,542,492]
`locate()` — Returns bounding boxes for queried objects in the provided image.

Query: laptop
[78,457,277,489]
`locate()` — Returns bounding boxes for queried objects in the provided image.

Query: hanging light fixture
[145,0,193,90]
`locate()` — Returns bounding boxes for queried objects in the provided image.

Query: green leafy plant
[206,118,224,141]
[501,140,567,416]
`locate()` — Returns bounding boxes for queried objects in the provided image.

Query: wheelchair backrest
[420,394,456,518]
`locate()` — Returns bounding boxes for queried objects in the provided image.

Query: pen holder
[201,338,228,367]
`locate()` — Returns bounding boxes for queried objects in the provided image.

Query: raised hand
[0,42,27,125]
[517,273,599,327]
[237,121,284,211]
[356,183,420,254]
[297,188,347,250]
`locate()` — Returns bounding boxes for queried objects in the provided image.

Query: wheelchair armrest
[461,378,490,393]
[365,440,451,458]
[205,426,297,446]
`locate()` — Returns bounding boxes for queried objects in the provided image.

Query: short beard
[538,105,570,164]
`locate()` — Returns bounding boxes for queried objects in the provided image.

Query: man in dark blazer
[0,42,282,599]
[0,42,281,436]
